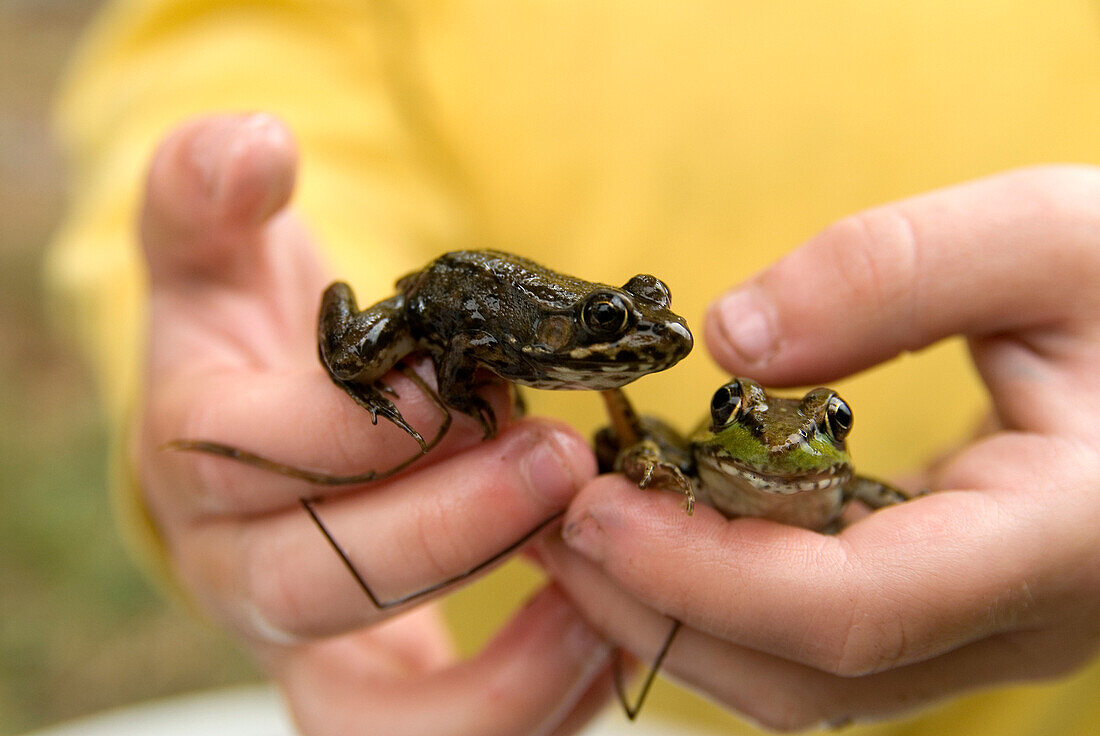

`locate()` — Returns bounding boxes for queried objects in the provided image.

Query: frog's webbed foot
[847,475,918,510]
[436,381,499,439]
[451,393,498,439]
[619,440,696,515]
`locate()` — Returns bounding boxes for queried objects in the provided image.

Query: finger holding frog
[146,355,514,517]
[180,418,595,642]
[547,459,1074,672]
[140,115,518,517]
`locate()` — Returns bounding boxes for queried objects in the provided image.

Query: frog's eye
[581,291,632,337]
[710,380,743,429]
[825,395,853,441]
[622,274,672,309]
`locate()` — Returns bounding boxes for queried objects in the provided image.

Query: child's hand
[137,115,608,736]
[538,167,1100,730]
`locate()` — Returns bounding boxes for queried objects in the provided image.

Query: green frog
[598,377,909,528]
[596,378,915,720]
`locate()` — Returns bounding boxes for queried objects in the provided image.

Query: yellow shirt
[48,1,1100,732]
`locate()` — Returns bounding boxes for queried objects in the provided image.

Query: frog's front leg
[319,282,427,450]
[845,475,915,509]
[435,331,508,439]
[619,439,696,515]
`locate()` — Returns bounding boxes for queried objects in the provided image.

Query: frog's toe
[476,404,498,439]
[450,394,498,439]
[636,462,658,489]
[364,392,429,452]
[381,410,428,452]
[683,493,695,515]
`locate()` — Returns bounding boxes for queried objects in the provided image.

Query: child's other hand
[540,166,1100,730]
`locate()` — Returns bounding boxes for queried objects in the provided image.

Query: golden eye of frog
[598,377,911,530]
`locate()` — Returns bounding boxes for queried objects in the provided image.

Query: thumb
[141,113,298,287]
[140,113,327,373]
[703,166,1100,387]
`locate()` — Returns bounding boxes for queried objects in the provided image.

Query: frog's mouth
[519,341,689,389]
[698,454,851,495]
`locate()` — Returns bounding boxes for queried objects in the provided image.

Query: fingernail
[523,430,591,506]
[712,285,779,365]
[231,114,295,223]
[561,512,606,562]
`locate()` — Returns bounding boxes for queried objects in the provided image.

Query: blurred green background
[0,3,261,733]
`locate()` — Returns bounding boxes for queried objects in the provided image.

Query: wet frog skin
[596,378,914,719]
[320,249,695,447]
[599,377,909,527]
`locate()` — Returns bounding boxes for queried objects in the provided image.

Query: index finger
[705,165,1100,386]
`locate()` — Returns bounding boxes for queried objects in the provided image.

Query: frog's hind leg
[614,619,682,720]
[300,498,564,610]
[165,364,453,485]
[847,475,915,509]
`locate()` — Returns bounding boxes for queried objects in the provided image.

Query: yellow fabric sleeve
[48,0,1100,733]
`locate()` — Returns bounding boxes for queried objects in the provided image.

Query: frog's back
[413,249,598,309]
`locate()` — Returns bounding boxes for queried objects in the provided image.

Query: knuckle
[1001,164,1100,262]
[813,550,911,676]
[827,602,909,676]
[239,532,309,642]
[413,498,462,579]
[150,389,236,514]
[818,209,921,324]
